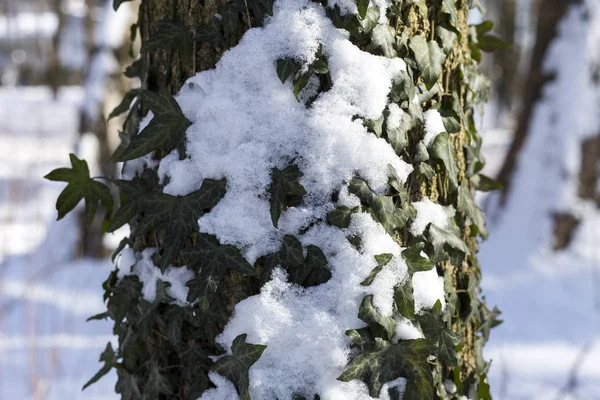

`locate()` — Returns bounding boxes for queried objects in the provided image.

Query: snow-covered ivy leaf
[212,334,267,400]
[402,243,433,274]
[361,253,393,286]
[44,154,113,227]
[276,58,302,84]
[108,89,140,120]
[385,110,412,155]
[338,338,434,398]
[409,35,446,89]
[430,132,458,191]
[268,165,306,228]
[82,342,116,390]
[310,58,329,75]
[141,20,193,63]
[357,0,370,19]
[440,0,459,27]
[365,113,385,137]
[394,279,415,320]
[183,233,256,309]
[371,24,397,58]
[358,295,396,340]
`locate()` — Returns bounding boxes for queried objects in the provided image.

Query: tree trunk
[90,1,498,398]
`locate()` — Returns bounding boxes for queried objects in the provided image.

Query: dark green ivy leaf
[269,165,306,228]
[113,0,133,11]
[44,154,113,227]
[338,338,434,398]
[478,35,511,52]
[276,58,302,84]
[141,20,193,63]
[183,233,256,309]
[212,334,267,400]
[358,295,396,340]
[293,72,312,100]
[472,173,503,192]
[402,243,433,274]
[356,0,369,19]
[409,35,446,89]
[108,89,140,120]
[430,132,459,192]
[116,89,191,161]
[394,279,415,320]
[82,342,116,390]
[361,253,393,286]
[327,206,358,229]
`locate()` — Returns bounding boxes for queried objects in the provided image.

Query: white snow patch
[423,109,445,147]
[410,197,450,235]
[412,268,445,313]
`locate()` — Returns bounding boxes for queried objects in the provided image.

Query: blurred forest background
[0,0,599,399]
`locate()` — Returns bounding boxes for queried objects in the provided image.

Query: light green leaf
[361,253,393,286]
[409,35,446,89]
[430,132,459,191]
[358,295,396,340]
[371,24,397,58]
[394,279,415,320]
[401,243,433,274]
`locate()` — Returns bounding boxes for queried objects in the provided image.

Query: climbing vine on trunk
[46,0,504,398]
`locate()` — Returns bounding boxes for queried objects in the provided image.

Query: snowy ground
[0,87,116,399]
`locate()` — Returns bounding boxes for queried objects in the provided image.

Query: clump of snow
[423,109,445,147]
[412,268,445,313]
[410,197,450,235]
[117,248,193,303]
[393,318,423,341]
[122,0,448,397]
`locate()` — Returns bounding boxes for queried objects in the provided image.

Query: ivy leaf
[409,35,446,89]
[113,0,133,11]
[183,234,256,309]
[385,108,412,155]
[440,0,459,27]
[327,206,358,229]
[109,176,227,271]
[269,165,306,228]
[357,0,370,19]
[275,236,332,287]
[472,173,503,192]
[401,243,433,274]
[475,20,494,35]
[361,253,393,286]
[358,295,396,340]
[82,342,116,390]
[358,7,380,33]
[365,114,385,137]
[430,132,459,192]
[338,338,434,398]
[349,178,414,235]
[124,58,145,79]
[428,224,469,259]
[141,20,193,63]
[435,25,458,55]
[219,2,244,34]
[117,90,191,161]
[146,362,173,397]
[108,89,140,120]
[438,327,461,366]
[371,24,397,58]
[115,369,142,399]
[44,154,113,227]
[212,334,267,400]
[346,327,375,348]
[478,306,502,341]
[276,58,302,84]
[478,35,511,52]
[194,20,223,45]
[458,181,488,239]
[394,279,415,320]
[293,72,313,100]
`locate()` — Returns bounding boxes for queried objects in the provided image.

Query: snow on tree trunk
[46,0,501,398]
